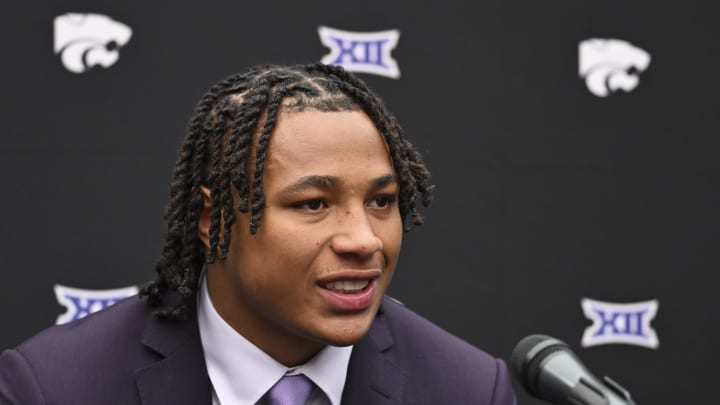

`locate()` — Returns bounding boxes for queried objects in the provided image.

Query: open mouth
[317,276,378,310]
[319,280,372,294]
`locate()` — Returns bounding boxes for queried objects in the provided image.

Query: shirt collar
[197,272,352,405]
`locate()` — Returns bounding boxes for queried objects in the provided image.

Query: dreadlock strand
[228,86,274,212]
[248,91,285,233]
[217,93,266,259]
[206,103,233,263]
[249,90,319,230]
[246,74,308,233]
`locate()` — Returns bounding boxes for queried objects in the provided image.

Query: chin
[317,317,375,347]
[323,332,369,347]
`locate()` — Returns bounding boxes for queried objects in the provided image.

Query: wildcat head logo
[54,13,133,74]
[579,39,651,97]
[54,284,138,324]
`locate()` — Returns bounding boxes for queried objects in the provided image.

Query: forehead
[263,110,394,184]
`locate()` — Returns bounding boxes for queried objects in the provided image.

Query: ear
[197,186,212,249]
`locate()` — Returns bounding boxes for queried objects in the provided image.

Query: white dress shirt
[197,273,353,405]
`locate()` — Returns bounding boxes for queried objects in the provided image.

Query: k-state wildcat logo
[579,38,651,97]
[54,13,133,74]
[54,284,138,325]
[581,298,659,349]
[318,26,400,79]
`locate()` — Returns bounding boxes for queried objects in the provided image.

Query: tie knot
[267,374,314,405]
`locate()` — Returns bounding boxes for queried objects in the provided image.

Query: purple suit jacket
[0,296,516,404]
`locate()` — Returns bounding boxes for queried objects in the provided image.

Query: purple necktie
[267,374,314,405]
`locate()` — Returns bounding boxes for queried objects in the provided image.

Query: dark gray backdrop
[1,1,717,403]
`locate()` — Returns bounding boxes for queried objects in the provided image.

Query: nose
[330,207,384,258]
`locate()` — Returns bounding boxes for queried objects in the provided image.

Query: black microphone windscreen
[510,334,570,395]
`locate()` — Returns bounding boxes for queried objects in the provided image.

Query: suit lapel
[341,302,406,404]
[132,298,405,405]
[134,308,212,405]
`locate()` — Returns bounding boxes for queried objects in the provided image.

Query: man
[0,64,516,404]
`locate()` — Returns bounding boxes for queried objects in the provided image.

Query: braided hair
[140,63,433,319]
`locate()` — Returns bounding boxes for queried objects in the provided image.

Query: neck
[205,268,326,367]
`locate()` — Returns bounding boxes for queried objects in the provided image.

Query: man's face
[204,109,402,365]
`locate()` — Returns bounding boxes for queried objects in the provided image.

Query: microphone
[510,334,637,405]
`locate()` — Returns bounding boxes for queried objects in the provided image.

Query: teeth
[324,280,369,292]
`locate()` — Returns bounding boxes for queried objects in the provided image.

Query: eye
[294,199,327,211]
[369,195,397,208]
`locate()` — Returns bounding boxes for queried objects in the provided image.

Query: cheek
[254,225,322,275]
[379,218,403,264]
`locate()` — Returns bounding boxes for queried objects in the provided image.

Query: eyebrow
[371,174,397,190]
[279,175,342,195]
[278,173,397,195]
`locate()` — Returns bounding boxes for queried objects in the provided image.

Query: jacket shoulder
[379,297,516,404]
[0,296,160,404]
[15,295,151,361]
[381,296,496,364]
